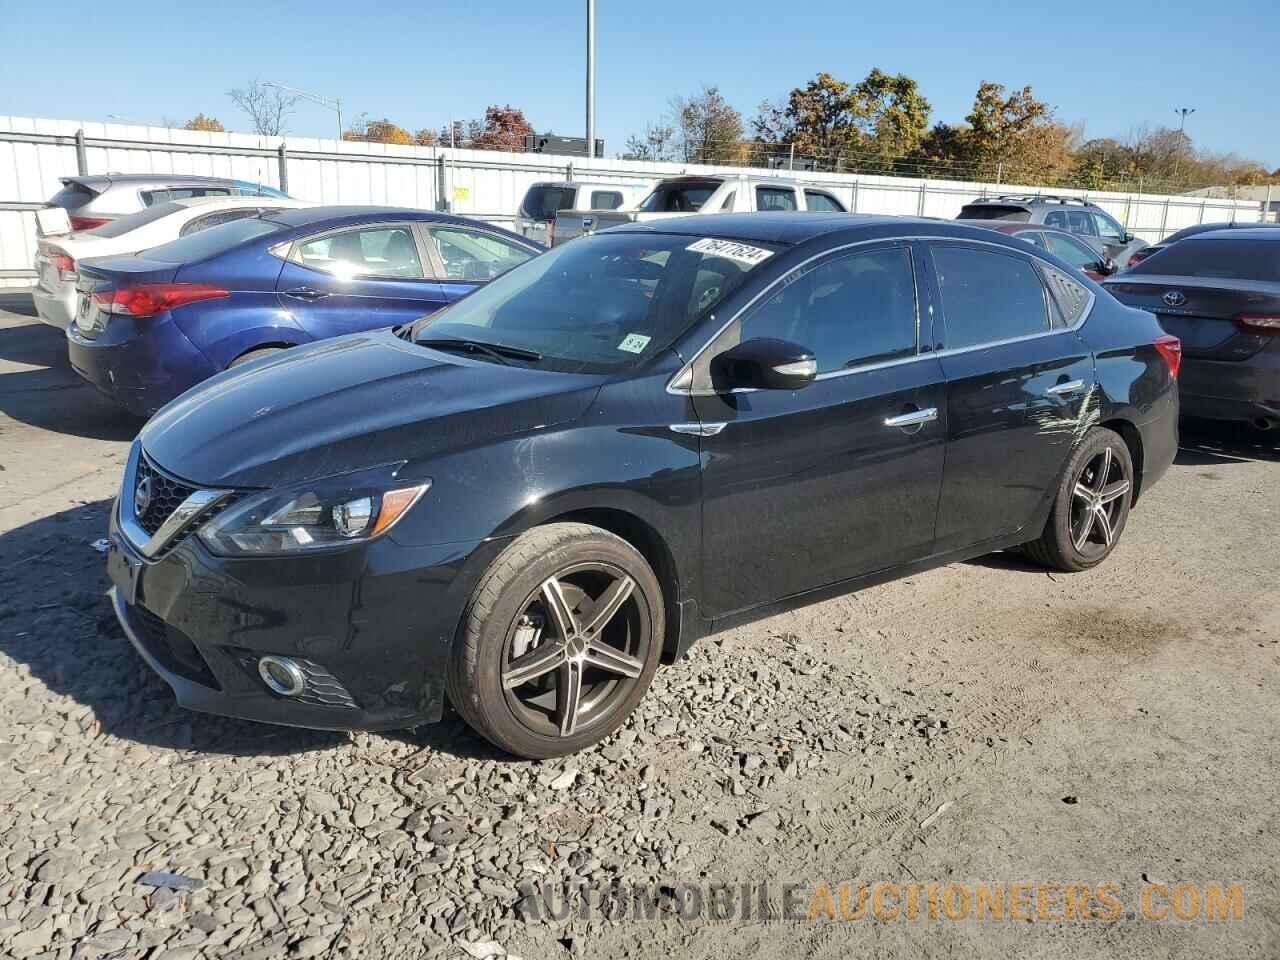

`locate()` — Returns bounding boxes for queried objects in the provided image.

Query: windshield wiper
[415,338,542,365]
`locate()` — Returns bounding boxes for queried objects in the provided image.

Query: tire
[229,347,286,368]
[1023,427,1134,572]
[447,522,664,759]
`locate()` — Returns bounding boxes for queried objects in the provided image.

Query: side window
[756,187,798,212]
[294,226,425,279]
[589,190,623,210]
[1021,231,1049,250]
[1090,211,1125,241]
[1046,233,1100,270]
[1043,210,1068,229]
[178,209,257,237]
[426,227,535,281]
[1040,265,1091,328]
[804,190,846,213]
[1066,210,1097,236]
[734,246,918,374]
[931,245,1050,349]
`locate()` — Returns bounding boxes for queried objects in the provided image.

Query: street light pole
[264,81,344,141]
[1172,107,1195,182]
[585,0,596,159]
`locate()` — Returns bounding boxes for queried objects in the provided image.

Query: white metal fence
[0,115,1266,287]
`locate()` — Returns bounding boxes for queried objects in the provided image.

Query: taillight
[48,249,76,279]
[1153,334,1182,379]
[92,283,229,318]
[1127,252,1146,267]
[70,216,111,231]
[1236,314,1280,335]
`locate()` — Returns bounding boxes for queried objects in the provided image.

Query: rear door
[419,224,539,306]
[689,240,946,616]
[927,241,1096,553]
[274,222,446,337]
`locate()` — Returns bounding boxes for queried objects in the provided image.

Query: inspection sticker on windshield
[617,333,652,354]
[686,237,774,266]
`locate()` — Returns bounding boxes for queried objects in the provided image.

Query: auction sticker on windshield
[617,333,652,354]
[686,238,774,266]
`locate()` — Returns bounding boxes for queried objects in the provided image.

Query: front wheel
[447,523,664,758]
[1023,427,1134,572]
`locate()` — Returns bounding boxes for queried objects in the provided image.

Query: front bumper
[1179,351,1280,424]
[66,314,217,417]
[106,501,507,732]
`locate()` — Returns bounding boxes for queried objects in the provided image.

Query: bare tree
[227,80,298,136]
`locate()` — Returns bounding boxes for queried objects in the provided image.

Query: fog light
[258,655,306,696]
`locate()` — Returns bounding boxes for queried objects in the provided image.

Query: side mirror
[710,337,817,391]
[1097,257,1119,276]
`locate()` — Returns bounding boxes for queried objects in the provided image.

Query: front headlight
[197,473,430,557]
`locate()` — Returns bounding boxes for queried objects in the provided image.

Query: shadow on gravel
[963,550,1046,573]
[1176,418,1280,465]
[0,312,144,441]
[0,498,346,758]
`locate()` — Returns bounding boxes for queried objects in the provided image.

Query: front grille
[127,603,220,689]
[134,456,198,536]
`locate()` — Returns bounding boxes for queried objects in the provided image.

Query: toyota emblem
[1162,290,1187,307]
[133,476,153,517]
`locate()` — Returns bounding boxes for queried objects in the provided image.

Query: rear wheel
[230,346,286,367]
[1023,427,1134,572]
[447,523,664,758]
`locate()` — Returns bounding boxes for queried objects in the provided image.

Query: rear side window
[1044,211,1069,229]
[48,182,98,211]
[589,190,624,210]
[143,217,284,262]
[179,209,260,237]
[1129,238,1280,282]
[1066,210,1096,236]
[737,245,918,373]
[86,201,185,238]
[932,245,1050,348]
[141,187,231,206]
[804,190,846,213]
[958,204,1031,222]
[757,187,798,211]
[519,185,578,220]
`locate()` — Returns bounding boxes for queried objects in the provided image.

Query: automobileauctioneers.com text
[515,880,1245,923]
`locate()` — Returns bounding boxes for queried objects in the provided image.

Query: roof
[260,206,535,242]
[170,196,309,210]
[62,173,260,187]
[963,195,1093,208]
[609,212,1007,246]
[1195,228,1280,242]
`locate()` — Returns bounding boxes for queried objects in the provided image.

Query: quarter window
[295,226,425,279]
[589,190,624,210]
[932,245,1050,348]
[756,187,798,212]
[426,227,535,281]
[731,246,918,374]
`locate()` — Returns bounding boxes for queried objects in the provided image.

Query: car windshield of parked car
[141,216,285,263]
[86,201,186,238]
[639,183,719,213]
[411,232,781,373]
[1129,238,1280,282]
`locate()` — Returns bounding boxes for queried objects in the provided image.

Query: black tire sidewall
[1047,428,1133,570]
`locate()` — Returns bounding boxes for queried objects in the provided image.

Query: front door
[275,223,447,337]
[419,223,540,308]
[926,241,1097,553]
[688,242,947,618]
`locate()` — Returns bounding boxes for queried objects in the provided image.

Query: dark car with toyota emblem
[104,213,1179,758]
[1106,228,1280,429]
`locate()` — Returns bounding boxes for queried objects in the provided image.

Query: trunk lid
[1104,275,1280,360]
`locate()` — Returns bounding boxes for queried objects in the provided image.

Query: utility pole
[1172,107,1195,182]
[585,0,596,159]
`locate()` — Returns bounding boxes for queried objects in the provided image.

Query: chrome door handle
[284,286,330,302]
[1045,379,1086,396]
[884,407,938,428]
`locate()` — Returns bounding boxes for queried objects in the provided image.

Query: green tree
[673,86,744,163]
[850,69,931,170]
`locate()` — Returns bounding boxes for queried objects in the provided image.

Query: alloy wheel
[1069,445,1131,555]
[500,561,651,739]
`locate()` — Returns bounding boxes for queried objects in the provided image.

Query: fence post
[277,143,289,194]
[566,161,574,181]
[851,180,859,214]
[1265,184,1274,223]
[788,143,795,171]
[436,155,450,212]
[75,129,88,175]
[1159,197,1171,238]
[917,180,927,217]
[995,162,1002,186]
[1198,199,1206,224]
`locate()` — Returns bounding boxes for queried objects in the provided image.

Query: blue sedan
[66,207,543,416]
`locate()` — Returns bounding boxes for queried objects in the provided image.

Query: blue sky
[2,0,1276,168]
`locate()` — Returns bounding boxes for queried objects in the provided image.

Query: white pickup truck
[550,174,848,246]
[514,180,649,242]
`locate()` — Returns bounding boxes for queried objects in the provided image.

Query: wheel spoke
[1098,479,1130,505]
[1073,510,1095,551]
[582,576,635,637]
[1093,504,1114,546]
[556,661,583,736]
[584,641,645,679]
[540,577,579,641]
[1093,447,1113,493]
[1072,482,1093,502]
[503,640,567,689]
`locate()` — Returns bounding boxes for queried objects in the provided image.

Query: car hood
[140,330,605,488]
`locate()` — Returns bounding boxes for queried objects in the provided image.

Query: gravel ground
[1,297,1278,960]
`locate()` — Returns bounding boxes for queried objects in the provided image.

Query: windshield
[141,216,285,262]
[520,185,578,221]
[86,201,185,238]
[411,232,781,373]
[639,183,720,213]
[1129,238,1280,282]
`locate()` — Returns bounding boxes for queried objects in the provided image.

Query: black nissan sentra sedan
[106,214,1181,758]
